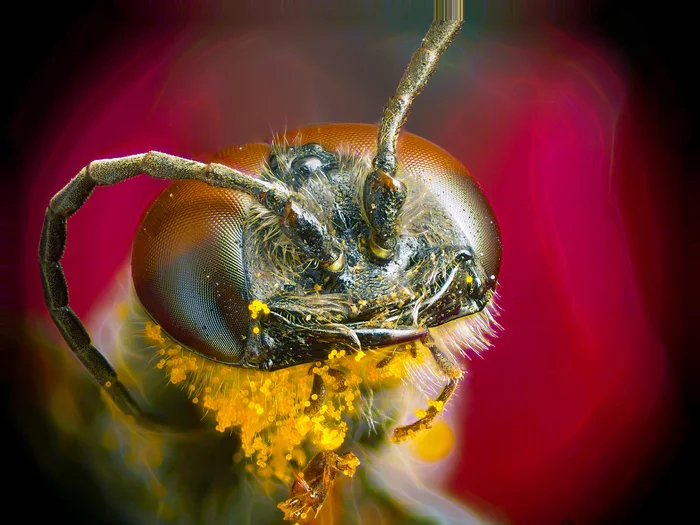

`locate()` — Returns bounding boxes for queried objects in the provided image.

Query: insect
[39,1,501,521]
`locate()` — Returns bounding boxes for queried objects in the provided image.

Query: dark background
[2,1,697,523]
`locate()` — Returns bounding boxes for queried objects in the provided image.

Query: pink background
[12,2,692,524]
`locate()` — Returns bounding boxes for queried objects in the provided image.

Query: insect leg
[278,450,360,521]
[326,368,348,393]
[376,348,399,369]
[365,0,463,259]
[304,365,327,415]
[391,339,463,442]
[375,342,418,369]
[303,365,350,414]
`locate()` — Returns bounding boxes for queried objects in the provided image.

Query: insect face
[40,4,500,519]
[132,125,501,372]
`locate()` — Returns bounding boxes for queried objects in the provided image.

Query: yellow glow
[408,420,455,462]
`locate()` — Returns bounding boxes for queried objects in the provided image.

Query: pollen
[428,400,445,412]
[253,326,261,335]
[169,368,186,384]
[465,275,474,284]
[144,321,165,344]
[146,319,439,485]
[248,299,271,319]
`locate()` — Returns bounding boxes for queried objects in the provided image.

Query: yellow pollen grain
[170,368,185,384]
[428,400,445,412]
[253,326,260,334]
[248,299,271,318]
[466,275,474,284]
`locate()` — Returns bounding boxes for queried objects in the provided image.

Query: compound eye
[420,168,502,287]
[132,181,252,364]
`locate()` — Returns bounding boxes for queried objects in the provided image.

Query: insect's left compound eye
[132,181,252,364]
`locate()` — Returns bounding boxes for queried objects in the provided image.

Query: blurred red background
[4,1,697,524]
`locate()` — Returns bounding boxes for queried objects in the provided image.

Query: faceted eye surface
[416,152,502,283]
[132,181,254,364]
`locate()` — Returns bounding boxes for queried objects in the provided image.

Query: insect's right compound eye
[132,181,253,364]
